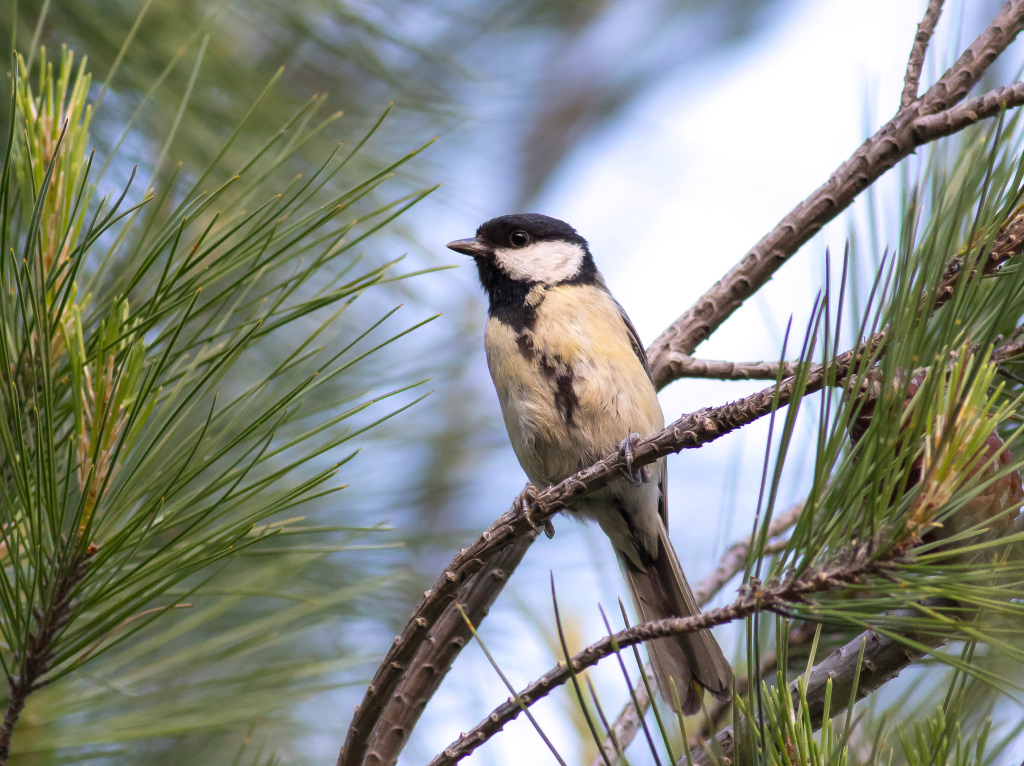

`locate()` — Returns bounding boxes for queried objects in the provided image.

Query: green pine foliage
[707,118,1024,765]
[0,43,435,762]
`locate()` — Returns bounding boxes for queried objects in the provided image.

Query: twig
[0,550,92,764]
[688,599,957,766]
[646,1,1024,391]
[427,547,895,766]
[657,358,802,381]
[902,0,945,108]
[693,502,804,606]
[663,195,1024,385]
[588,667,656,766]
[915,81,1024,144]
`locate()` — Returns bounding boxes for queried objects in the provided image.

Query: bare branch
[428,549,895,766]
[646,1,1024,391]
[587,668,655,766]
[902,0,945,108]
[915,82,1024,142]
[362,534,536,766]
[693,502,804,606]
[918,0,1024,114]
[688,599,956,766]
[661,357,802,381]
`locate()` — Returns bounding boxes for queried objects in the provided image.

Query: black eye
[510,231,530,248]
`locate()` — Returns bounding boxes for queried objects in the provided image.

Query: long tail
[619,520,733,714]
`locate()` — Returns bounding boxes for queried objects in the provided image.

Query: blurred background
[3,0,1022,764]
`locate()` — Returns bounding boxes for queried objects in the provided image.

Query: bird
[447,213,732,714]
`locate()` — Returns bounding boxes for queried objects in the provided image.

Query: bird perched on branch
[448,213,732,713]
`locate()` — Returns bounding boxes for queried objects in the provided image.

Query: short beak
[446,237,491,258]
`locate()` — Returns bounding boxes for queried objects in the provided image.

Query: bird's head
[447,213,595,288]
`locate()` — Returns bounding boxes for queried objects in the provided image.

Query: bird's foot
[618,432,650,487]
[516,484,554,539]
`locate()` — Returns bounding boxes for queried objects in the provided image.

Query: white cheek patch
[493,240,585,284]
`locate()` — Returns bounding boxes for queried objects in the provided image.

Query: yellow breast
[485,284,664,486]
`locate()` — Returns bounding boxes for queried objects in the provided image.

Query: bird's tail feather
[619,521,733,714]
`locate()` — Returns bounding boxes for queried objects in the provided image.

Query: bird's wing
[613,298,655,384]
[611,297,670,526]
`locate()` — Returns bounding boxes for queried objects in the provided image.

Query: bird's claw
[619,432,650,487]
[517,484,554,539]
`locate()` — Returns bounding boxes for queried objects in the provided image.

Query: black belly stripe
[529,348,578,426]
[511,327,580,426]
[515,333,535,361]
[553,370,578,425]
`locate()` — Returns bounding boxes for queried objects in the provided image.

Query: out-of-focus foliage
[0,0,784,207]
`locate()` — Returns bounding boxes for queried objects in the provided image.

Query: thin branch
[915,81,1024,142]
[427,548,895,766]
[0,551,92,765]
[664,205,1024,385]
[658,357,802,382]
[361,533,537,766]
[920,1,1024,114]
[902,0,945,108]
[693,502,804,606]
[688,599,956,766]
[646,1,1024,391]
[588,667,656,766]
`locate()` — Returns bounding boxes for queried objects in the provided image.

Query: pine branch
[902,0,945,108]
[361,533,537,766]
[657,358,801,381]
[646,0,1024,391]
[661,204,1024,383]
[340,193,1024,765]
[0,549,93,765]
[688,599,957,766]
[915,81,1024,142]
[693,502,805,607]
[428,547,898,766]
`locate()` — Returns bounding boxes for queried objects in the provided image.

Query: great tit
[448,213,733,714]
